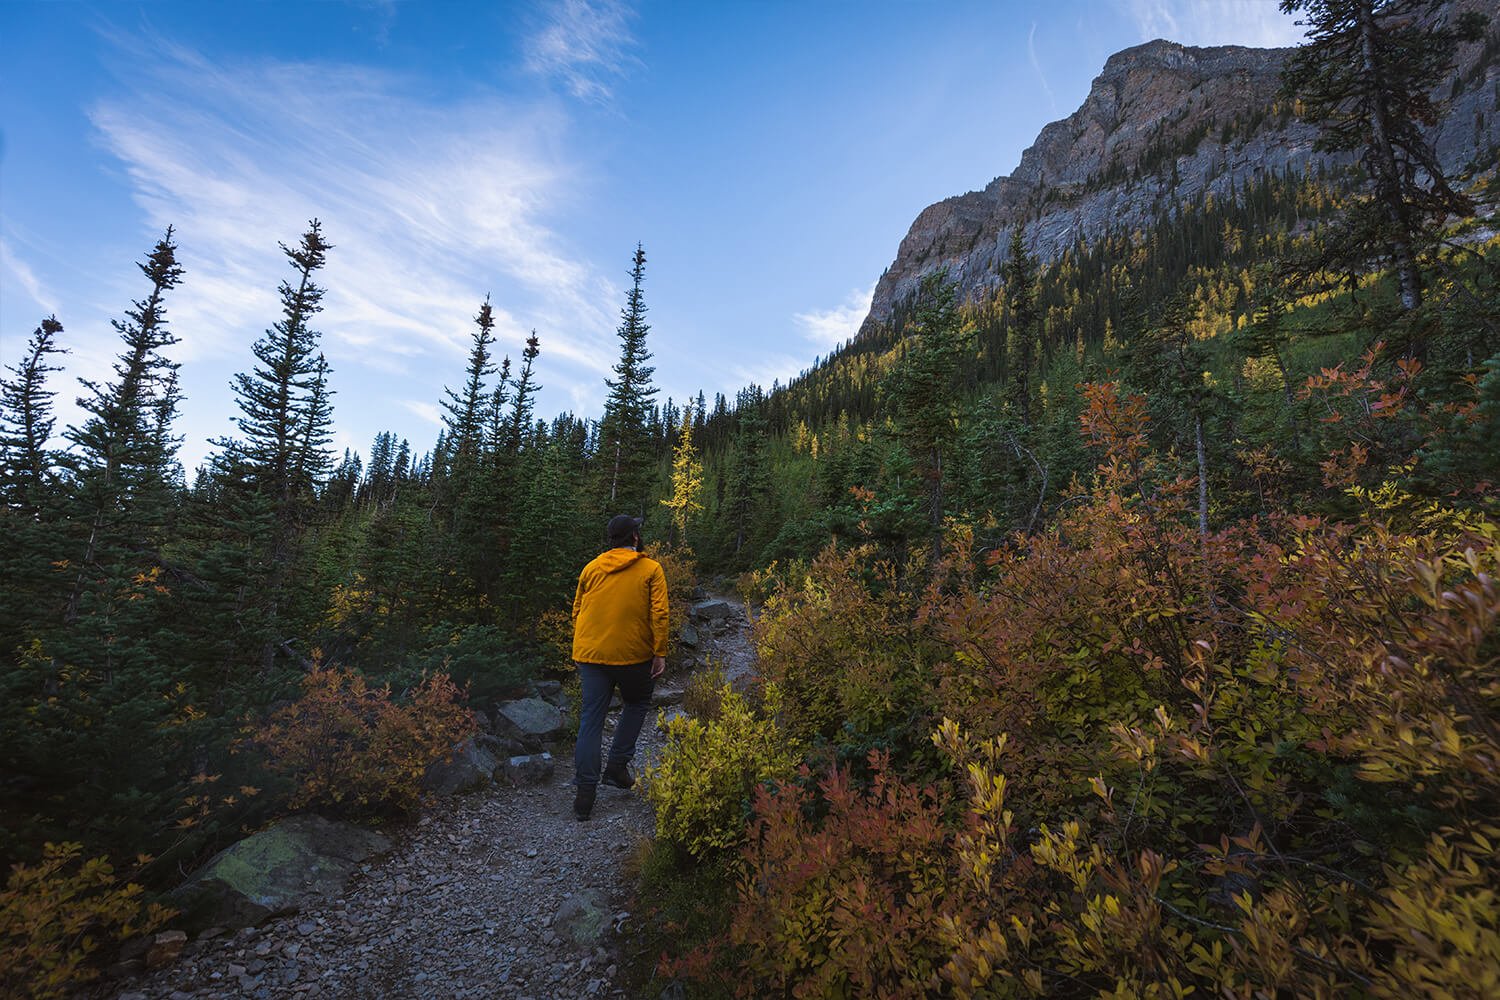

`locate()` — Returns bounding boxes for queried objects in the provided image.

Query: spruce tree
[725,386,769,560]
[1280,0,1487,314]
[888,270,970,556]
[1004,225,1039,428]
[225,220,334,520]
[505,331,542,455]
[0,316,67,512]
[441,297,497,484]
[64,228,185,621]
[597,244,658,515]
[0,317,68,655]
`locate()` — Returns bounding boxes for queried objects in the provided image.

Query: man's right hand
[651,655,666,679]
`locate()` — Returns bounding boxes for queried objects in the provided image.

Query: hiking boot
[573,785,595,821]
[601,764,634,790]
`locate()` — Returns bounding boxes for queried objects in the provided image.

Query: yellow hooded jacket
[571,547,670,665]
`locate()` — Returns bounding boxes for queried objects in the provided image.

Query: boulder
[690,599,733,621]
[678,624,699,648]
[554,889,610,950]
[166,815,390,931]
[532,679,563,701]
[421,736,500,795]
[495,697,567,744]
[499,752,556,786]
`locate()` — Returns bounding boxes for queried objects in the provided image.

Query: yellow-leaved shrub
[643,682,799,858]
[1,843,173,1000]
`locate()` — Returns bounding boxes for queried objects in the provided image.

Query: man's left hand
[651,655,666,679]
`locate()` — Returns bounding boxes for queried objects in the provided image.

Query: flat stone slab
[690,599,733,621]
[494,697,566,740]
[167,815,391,931]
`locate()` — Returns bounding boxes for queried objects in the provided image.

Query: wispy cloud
[400,399,443,427]
[1118,0,1306,48]
[1028,23,1058,115]
[794,283,875,352]
[85,35,619,467]
[524,0,638,103]
[0,238,59,318]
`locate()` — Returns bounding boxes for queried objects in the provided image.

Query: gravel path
[113,594,755,1000]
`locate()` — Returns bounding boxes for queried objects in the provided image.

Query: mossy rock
[167,815,391,931]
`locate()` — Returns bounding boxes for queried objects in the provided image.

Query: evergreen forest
[3,0,1500,996]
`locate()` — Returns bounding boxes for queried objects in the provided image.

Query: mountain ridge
[860,5,1500,336]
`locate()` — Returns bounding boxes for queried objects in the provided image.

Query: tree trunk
[1357,0,1423,313]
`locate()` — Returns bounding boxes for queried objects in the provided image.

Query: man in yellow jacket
[570,514,669,820]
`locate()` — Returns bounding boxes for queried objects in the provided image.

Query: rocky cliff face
[862,5,1500,335]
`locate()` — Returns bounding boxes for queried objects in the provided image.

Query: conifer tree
[725,386,769,559]
[0,316,68,651]
[225,220,334,520]
[442,297,497,483]
[0,316,67,513]
[505,331,542,455]
[1004,226,1039,428]
[1280,0,1487,314]
[64,228,185,621]
[888,270,970,555]
[1124,291,1214,539]
[598,244,658,514]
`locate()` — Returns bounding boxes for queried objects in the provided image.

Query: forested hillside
[2,0,1499,997]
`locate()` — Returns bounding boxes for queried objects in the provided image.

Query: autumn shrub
[0,842,173,1000]
[643,682,799,858]
[680,659,728,720]
[664,381,1499,998]
[754,543,942,745]
[243,665,476,819]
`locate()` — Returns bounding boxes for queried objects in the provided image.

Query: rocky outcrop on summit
[863,7,1500,334]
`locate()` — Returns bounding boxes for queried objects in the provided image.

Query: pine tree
[1280,0,1488,315]
[597,244,659,515]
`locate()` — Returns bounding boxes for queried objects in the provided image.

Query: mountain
[861,3,1500,335]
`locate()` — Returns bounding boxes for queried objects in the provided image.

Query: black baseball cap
[607,514,642,544]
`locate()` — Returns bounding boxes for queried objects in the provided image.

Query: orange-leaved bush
[243,665,475,819]
[1,843,173,1000]
[659,380,1499,999]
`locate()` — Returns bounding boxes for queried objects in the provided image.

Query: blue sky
[0,1,1304,472]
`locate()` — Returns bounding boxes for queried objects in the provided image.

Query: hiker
[570,514,669,821]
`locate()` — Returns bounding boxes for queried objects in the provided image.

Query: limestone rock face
[167,815,391,931]
[863,1,1500,334]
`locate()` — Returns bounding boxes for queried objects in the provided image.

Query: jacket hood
[596,548,645,573]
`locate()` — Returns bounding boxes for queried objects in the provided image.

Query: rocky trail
[113,593,755,1000]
